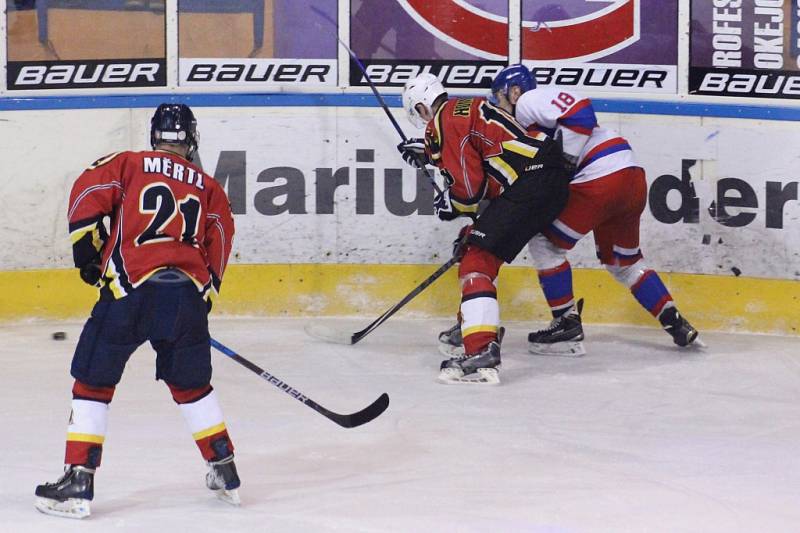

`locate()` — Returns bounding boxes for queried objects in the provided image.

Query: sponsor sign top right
[690,1,800,98]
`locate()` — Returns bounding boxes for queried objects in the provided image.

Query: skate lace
[42,465,92,489]
[46,470,70,487]
[209,454,235,466]
[538,315,566,334]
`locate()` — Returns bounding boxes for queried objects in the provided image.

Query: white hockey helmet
[402,73,446,129]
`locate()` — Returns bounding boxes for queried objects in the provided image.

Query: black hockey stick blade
[308,392,390,428]
[350,256,459,344]
[210,338,390,428]
[303,256,459,346]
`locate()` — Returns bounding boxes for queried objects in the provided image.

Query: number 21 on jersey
[136,182,201,246]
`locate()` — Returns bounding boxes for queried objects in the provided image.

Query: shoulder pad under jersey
[86,151,125,171]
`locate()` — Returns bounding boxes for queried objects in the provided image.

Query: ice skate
[206,454,241,506]
[438,324,505,358]
[528,299,586,356]
[659,306,700,347]
[34,465,94,519]
[438,323,464,357]
[438,340,501,385]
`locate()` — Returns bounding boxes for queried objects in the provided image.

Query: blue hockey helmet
[489,64,535,105]
[150,103,199,161]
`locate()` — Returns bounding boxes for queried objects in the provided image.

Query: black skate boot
[438,323,506,358]
[438,323,464,357]
[659,306,699,347]
[438,339,501,385]
[206,438,241,506]
[34,465,95,519]
[528,298,586,356]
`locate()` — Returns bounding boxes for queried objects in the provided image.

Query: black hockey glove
[397,138,429,168]
[440,168,455,188]
[452,224,472,259]
[434,188,460,221]
[552,130,578,177]
[79,262,102,287]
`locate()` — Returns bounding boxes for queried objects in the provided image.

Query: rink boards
[1,264,796,336]
[0,105,797,334]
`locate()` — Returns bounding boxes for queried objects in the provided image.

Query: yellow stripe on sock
[67,432,105,444]
[193,422,226,441]
[461,324,499,337]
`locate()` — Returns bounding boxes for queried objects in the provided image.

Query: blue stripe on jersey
[577,142,632,172]
[560,104,598,132]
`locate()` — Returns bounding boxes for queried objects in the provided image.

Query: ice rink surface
[2,316,799,533]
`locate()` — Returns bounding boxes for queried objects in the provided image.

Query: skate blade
[437,367,500,385]
[215,488,241,506]
[528,340,586,357]
[693,336,707,348]
[682,335,707,349]
[303,323,354,345]
[438,342,465,358]
[34,496,91,519]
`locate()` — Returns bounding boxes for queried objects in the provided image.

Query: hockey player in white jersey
[440,65,699,357]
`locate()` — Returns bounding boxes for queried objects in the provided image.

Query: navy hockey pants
[71,277,211,390]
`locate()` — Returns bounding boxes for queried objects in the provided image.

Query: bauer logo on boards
[351,61,675,92]
[350,60,505,88]
[8,60,165,90]
[181,59,336,86]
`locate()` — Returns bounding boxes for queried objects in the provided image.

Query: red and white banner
[397,0,639,62]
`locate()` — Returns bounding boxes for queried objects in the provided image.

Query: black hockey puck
[52,331,66,340]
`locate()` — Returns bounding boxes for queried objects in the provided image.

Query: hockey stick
[305,254,460,345]
[210,338,390,428]
[310,5,443,195]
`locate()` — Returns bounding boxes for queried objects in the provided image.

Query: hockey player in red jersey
[35,104,239,518]
[489,65,699,355]
[398,73,571,384]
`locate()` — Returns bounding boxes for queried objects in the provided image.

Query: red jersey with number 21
[67,150,234,301]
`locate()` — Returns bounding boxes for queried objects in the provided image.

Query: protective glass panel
[178,0,337,88]
[521,0,678,94]
[350,0,509,88]
[6,0,167,90]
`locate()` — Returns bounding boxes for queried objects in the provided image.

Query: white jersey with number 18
[514,86,638,184]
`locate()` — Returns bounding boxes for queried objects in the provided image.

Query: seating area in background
[32,0,265,55]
